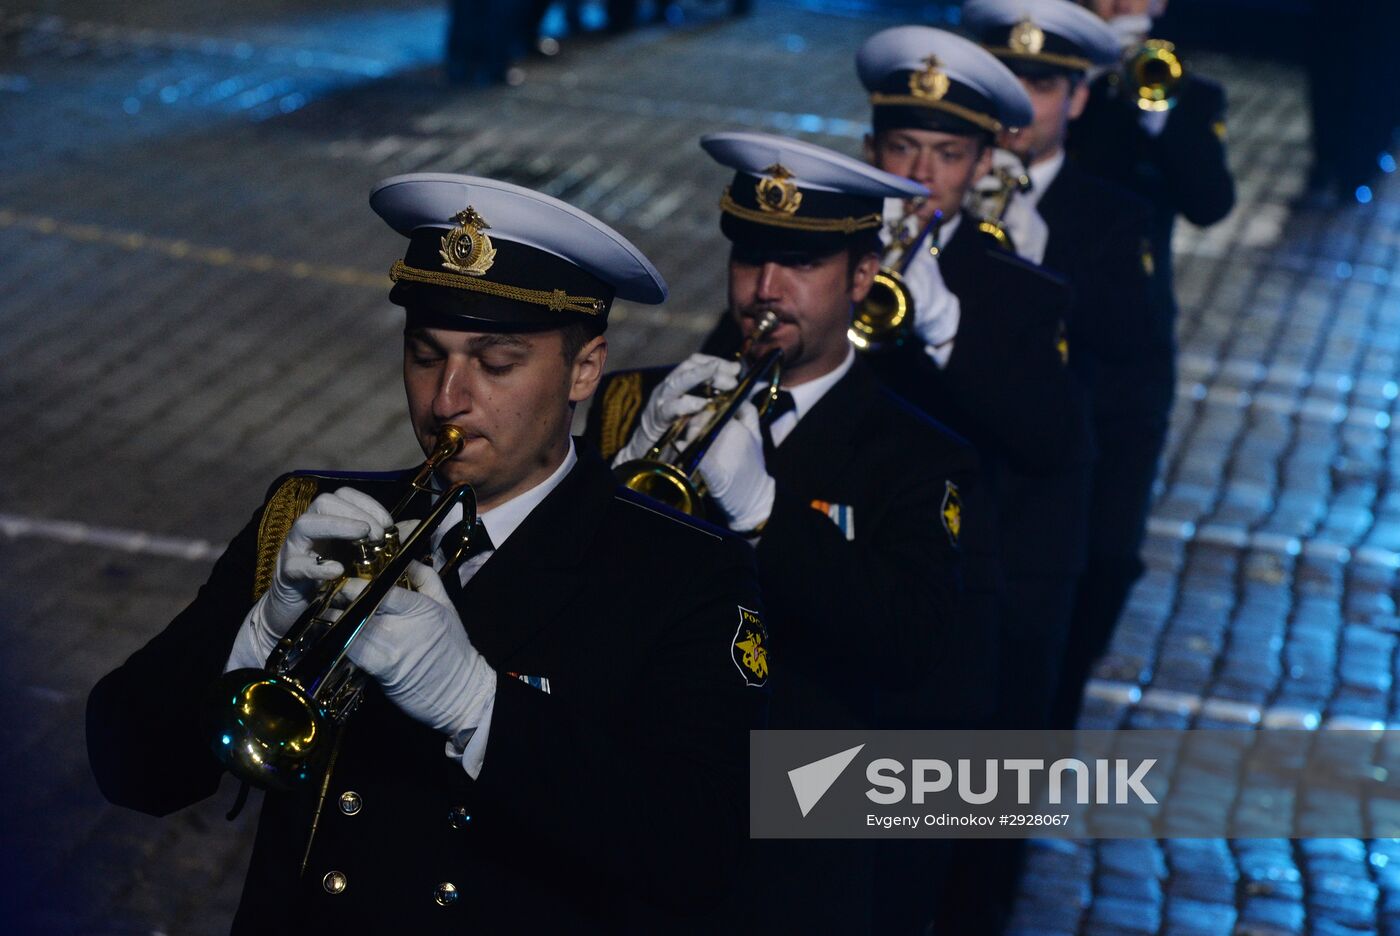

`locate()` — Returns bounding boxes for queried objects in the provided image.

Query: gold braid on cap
[719,189,883,234]
[389,260,605,316]
[867,93,1005,134]
[987,48,1094,73]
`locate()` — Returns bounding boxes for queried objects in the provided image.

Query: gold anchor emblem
[908,55,951,102]
[1009,18,1045,55]
[755,164,803,215]
[439,206,497,277]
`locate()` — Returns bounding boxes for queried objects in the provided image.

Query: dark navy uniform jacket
[87,441,767,933]
[1037,157,1155,401]
[1070,72,1236,413]
[863,219,1093,582]
[586,357,992,729]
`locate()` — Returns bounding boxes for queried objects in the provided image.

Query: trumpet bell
[207,669,327,792]
[204,466,474,791]
[849,269,912,352]
[613,459,703,516]
[977,218,1016,254]
[1130,40,1182,113]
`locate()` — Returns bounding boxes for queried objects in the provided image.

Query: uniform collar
[765,356,877,479]
[939,210,963,244]
[1024,149,1066,209]
[784,345,855,427]
[431,438,577,553]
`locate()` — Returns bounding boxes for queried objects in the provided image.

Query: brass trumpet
[1125,39,1183,113]
[207,426,476,791]
[849,203,944,352]
[974,162,1032,254]
[614,312,783,517]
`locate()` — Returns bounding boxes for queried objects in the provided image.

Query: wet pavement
[3,0,1398,932]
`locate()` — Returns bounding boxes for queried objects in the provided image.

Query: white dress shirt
[768,345,855,448]
[998,148,1059,266]
[431,438,577,779]
[1025,149,1065,213]
[429,438,578,582]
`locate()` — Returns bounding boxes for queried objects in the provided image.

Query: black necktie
[754,388,796,462]
[438,519,493,605]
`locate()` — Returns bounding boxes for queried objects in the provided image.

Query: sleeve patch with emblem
[732,606,768,687]
[941,480,962,548]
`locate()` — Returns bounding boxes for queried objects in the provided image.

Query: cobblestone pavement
[3,0,1397,932]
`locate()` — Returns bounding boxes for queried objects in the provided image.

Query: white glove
[973,148,1026,193]
[972,150,1049,265]
[1108,13,1152,51]
[1000,194,1050,265]
[612,354,741,465]
[697,401,776,533]
[225,487,395,672]
[1139,108,1170,138]
[342,562,497,776]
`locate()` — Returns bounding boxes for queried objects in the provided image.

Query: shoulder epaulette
[598,371,645,462]
[253,467,415,599]
[254,475,320,601]
[614,487,724,542]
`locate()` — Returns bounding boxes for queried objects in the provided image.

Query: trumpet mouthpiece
[431,425,468,461]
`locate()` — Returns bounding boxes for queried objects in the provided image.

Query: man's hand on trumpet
[224,487,399,672]
[695,399,776,535]
[611,353,741,465]
[340,563,498,778]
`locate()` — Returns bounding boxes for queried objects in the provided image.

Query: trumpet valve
[353,540,377,578]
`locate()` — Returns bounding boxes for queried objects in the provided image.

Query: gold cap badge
[908,55,951,102]
[1009,18,1046,55]
[439,206,497,277]
[755,164,803,216]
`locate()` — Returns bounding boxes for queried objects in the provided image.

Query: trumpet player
[852,26,1092,733]
[841,28,1108,933]
[1057,0,1235,728]
[963,0,1157,729]
[87,175,768,932]
[695,35,1089,744]
[586,132,981,933]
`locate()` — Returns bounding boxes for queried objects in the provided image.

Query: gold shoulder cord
[254,476,319,600]
[600,371,644,461]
